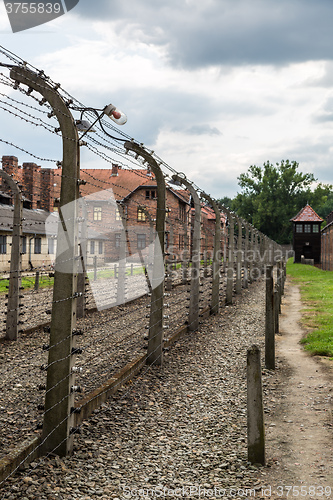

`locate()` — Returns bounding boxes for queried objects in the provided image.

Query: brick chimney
[40,168,55,211]
[111,164,121,176]
[1,155,21,190]
[22,162,41,209]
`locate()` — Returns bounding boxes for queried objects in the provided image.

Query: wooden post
[11,66,80,457]
[247,345,265,465]
[93,255,97,281]
[265,265,275,370]
[34,270,40,291]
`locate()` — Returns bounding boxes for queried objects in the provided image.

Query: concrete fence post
[243,222,249,289]
[125,142,166,365]
[76,245,86,319]
[218,204,234,305]
[201,193,221,315]
[203,229,209,278]
[0,170,23,341]
[172,174,201,331]
[274,285,279,334]
[11,65,80,456]
[247,345,265,465]
[265,265,275,370]
[77,201,87,319]
[116,203,127,305]
[165,218,174,292]
[181,220,189,285]
[235,217,242,294]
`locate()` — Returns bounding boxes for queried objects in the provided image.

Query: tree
[231,160,332,244]
[216,196,233,209]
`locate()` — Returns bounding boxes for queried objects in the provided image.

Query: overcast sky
[1,0,333,198]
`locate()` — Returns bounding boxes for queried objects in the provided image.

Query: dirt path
[257,279,333,498]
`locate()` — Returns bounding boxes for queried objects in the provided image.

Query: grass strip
[286,259,333,358]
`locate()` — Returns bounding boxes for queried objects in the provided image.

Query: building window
[145,190,156,200]
[137,207,146,222]
[90,240,95,254]
[296,224,302,233]
[93,206,102,221]
[304,224,311,233]
[98,241,103,255]
[312,224,320,233]
[0,235,7,254]
[137,234,146,250]
[48,238,55,254]
[165,232,169,249]
[115,233,121,248]
[115,208,121,221]
[21,236,26,254]
[179,234,185,249]
[179,204,186,223]
[34,237,41,254]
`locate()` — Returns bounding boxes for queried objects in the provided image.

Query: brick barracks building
[1,155,226,264]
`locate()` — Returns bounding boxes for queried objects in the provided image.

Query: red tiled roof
[290,204,323,222]
[54,166,157,200]
[192,205,227,223]
[54,166,190,204]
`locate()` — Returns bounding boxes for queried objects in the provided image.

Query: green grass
[0,274,54,294]
[286,259,333,358]
[87,265,146,280]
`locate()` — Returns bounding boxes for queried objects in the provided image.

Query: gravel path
[0,278,276,499]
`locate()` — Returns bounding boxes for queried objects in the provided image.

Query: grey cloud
[185,125,222,136]
[312,96,333,123]
[314,112,333,123]
[74,0,333,69]
[306,62,333,88]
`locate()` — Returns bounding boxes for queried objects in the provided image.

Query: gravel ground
[0,277,280,500]
[0,267,213,462]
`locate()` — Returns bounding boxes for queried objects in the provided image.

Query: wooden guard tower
[290,204,323,263]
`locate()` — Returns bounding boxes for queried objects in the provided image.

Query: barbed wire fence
[0,45,286,489]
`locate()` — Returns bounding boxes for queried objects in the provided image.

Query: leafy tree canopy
[230,160,332,244]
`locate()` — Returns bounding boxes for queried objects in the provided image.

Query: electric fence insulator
[70,385,82,393]
[70,407,82,414]
[69,426,81,435]
[71,347,83,355]
[72,329,83,336]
